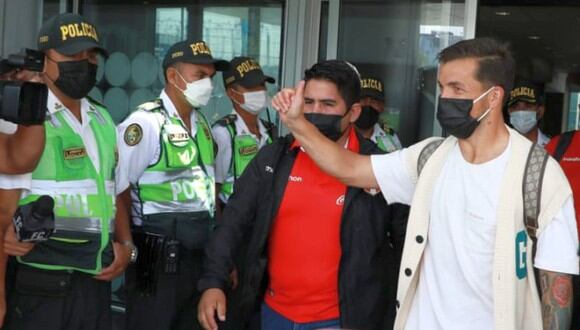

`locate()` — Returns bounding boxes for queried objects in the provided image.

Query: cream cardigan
[394,127,572,330]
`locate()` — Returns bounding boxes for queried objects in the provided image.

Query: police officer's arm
[94,189,132,281]
[117,112,161,189]
[211,125,232,215]
[198,147,264,329]
[273,81,379,189]
[0,125,45,174]
[539,270,573,329]
[0,189,25,326]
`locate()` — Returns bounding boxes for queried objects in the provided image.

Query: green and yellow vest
[373,125,401,153]
[214,114,274,203]
[134,100,215,218]
[19,99,117,275]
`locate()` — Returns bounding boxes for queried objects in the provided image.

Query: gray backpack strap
[417,139,444,176]
[522,143,549,260]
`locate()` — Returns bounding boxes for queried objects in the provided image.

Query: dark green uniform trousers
[5,265,111,330]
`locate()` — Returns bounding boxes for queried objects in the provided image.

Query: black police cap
[360,76,385,101]
[508,81,543,107]
[222,56,275,88]
[162,40,228,72]
[37,13,108,57]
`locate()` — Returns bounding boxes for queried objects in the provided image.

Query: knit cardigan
[394,127,572,330]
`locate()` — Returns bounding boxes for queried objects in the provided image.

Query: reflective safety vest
[135,100,216,219]
[214,114,274,203]
[18,100,117,275]
[373,125,401,153]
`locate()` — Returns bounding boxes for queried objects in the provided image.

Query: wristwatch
[120,240,138,264]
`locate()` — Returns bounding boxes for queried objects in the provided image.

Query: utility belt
[131,211,212,295]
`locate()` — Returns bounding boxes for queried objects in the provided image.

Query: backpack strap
[417,139,444,176]
[553,131,576,162]
[522,143,549,260]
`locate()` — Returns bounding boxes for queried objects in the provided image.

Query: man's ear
[348,102,362,123]
[227,86,243,104]
[490,87,504,109]
[166,67,178,87]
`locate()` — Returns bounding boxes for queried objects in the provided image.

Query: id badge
[164,124,190,147]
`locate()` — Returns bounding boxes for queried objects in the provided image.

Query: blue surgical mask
[509,110,537,134]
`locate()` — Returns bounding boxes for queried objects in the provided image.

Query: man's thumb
[217,301,226,321]
[291,80,305,108]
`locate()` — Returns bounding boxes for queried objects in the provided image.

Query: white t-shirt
[0,119,31,189]
[212,111,271,185]
[370,137,579,330]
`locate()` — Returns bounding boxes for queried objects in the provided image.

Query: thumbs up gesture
[272,80,306,129]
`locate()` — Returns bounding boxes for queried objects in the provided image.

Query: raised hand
[272,80,306,128]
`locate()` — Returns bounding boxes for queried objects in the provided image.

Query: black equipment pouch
[163,239,180,274]
[133,231,165,296]
[14,266,72,298]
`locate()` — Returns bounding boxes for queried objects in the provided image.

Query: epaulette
[86,96,106,109]
[260,119,276,130]
[381,123,395,135]
[138,99,163,112]
[213,114,238,127]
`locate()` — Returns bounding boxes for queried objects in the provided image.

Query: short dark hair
[438,38,515,102]
[304,60,361,108]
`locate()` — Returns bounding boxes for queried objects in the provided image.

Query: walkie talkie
[164,239,180,274]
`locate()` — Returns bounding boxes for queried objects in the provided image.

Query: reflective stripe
[139,167,206,185]
[56,217,115,234]
[29,179,115,195]
[142,200,212,215]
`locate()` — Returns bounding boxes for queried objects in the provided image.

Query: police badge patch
[124,123,143,146]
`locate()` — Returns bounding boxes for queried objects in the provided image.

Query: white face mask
[174,72,213,108]
[232,89,268,115]
[510,110,537,134]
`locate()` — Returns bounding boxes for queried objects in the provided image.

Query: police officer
[507,81,550,146]
[212,56,276,209]
[3,13,134,330]
[117,39,226,330]
[354,76,402,152]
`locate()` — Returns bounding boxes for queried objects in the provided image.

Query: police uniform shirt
[538,129,550,148]
[212,111,270,184]
[18,90,129,195]
[116,90,215,201]
[0,119,31,189]
[370,123,402,151]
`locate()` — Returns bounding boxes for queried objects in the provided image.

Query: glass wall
[79,1,284,125]
[337,0,466,145]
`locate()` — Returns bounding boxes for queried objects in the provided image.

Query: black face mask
[436,97,480,139]
[305,113,346,141]
[355,106,380,130]
[53,59,98,99]
[436,86,495,139]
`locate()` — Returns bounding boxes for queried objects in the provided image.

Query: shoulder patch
[124,123,143,146]
[138,100,162,112]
